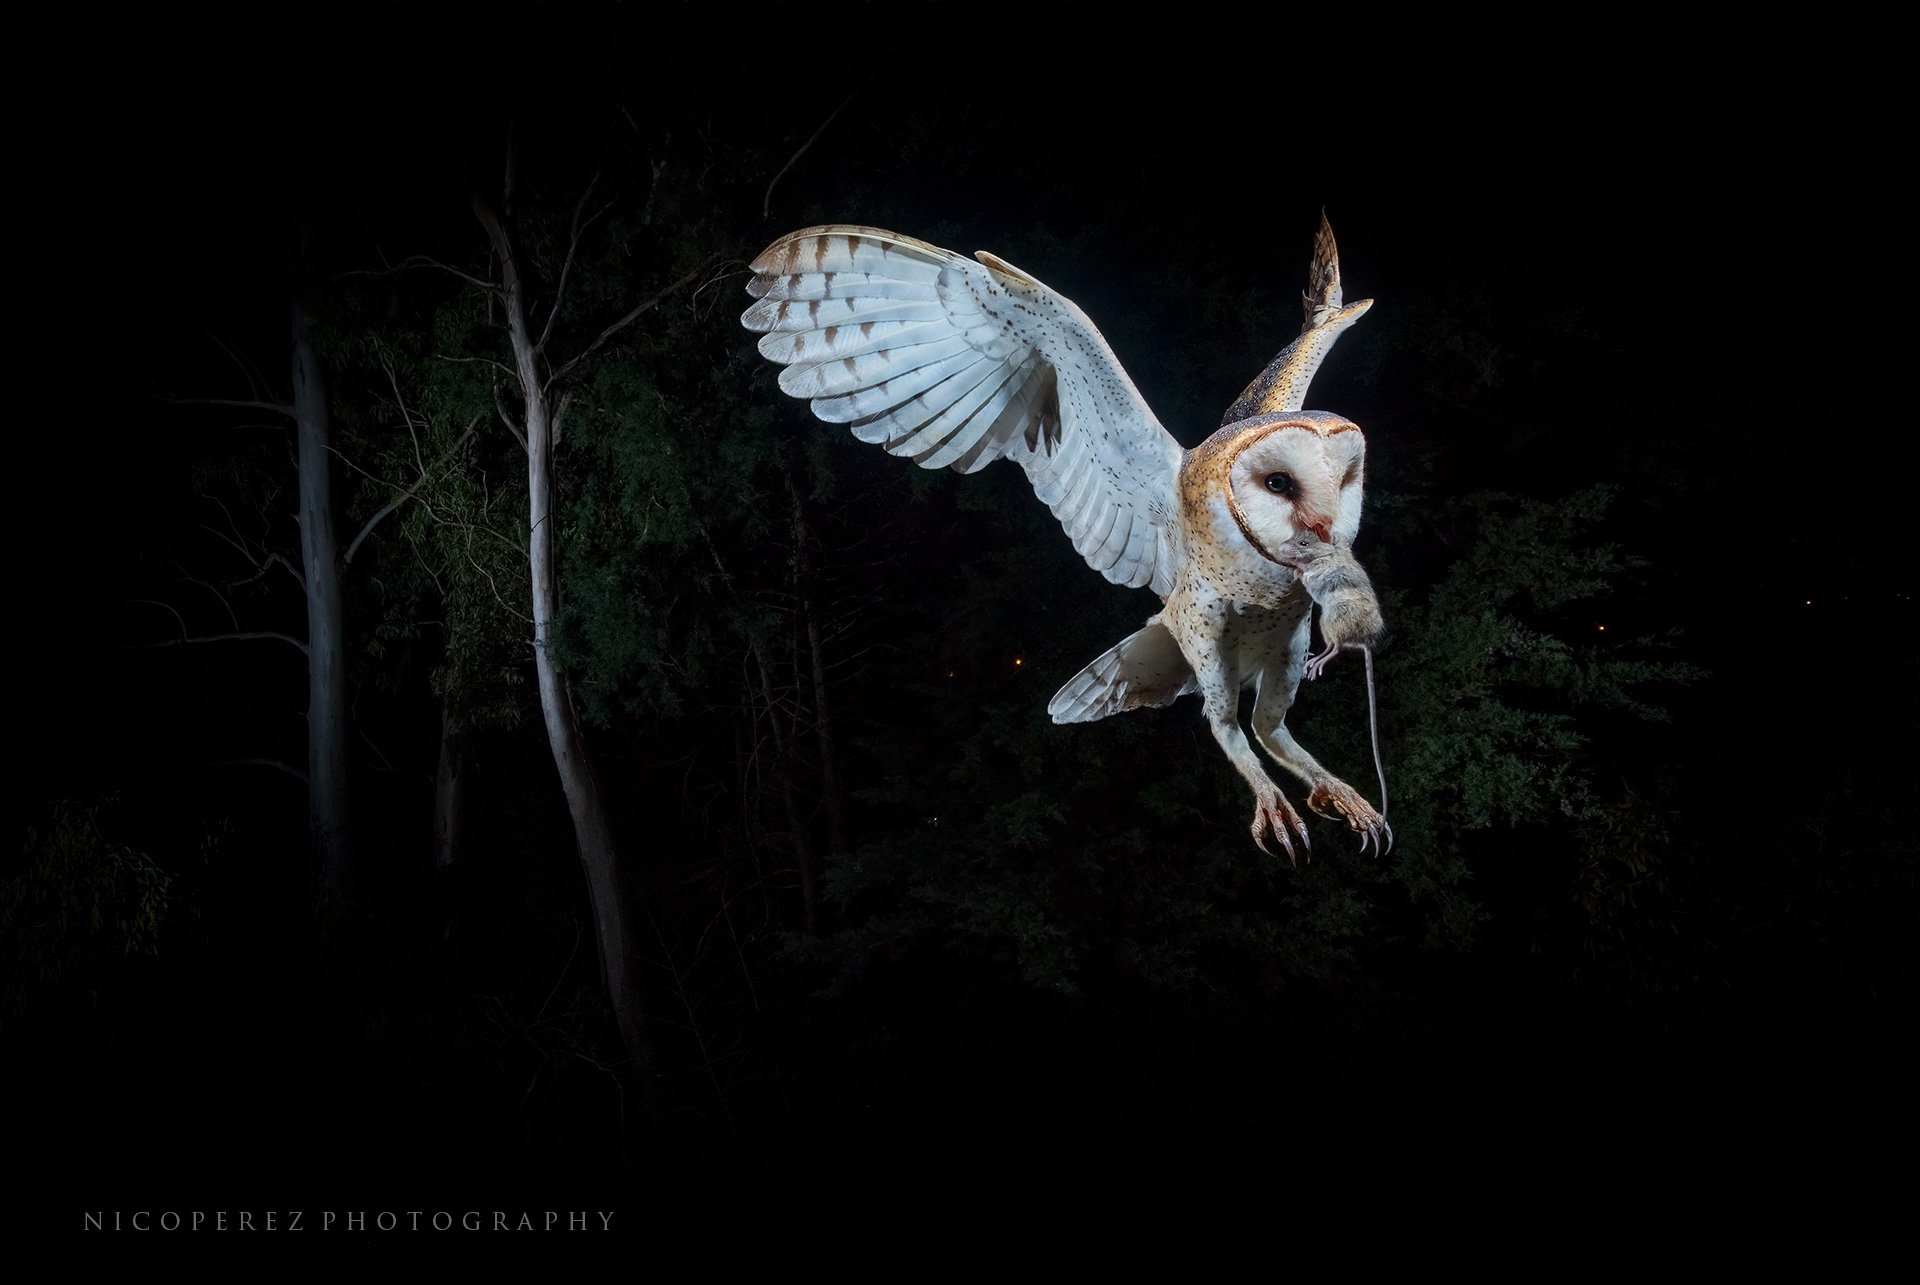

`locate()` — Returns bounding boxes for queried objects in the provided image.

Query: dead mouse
[1272,529,1390,849]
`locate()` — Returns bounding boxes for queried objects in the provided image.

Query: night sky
[13,6,1912,1241]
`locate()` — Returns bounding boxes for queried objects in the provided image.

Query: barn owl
[740,214,1382,858]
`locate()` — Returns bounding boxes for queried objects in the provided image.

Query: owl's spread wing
[1219,213,1373,425]
[742,226,1186,594]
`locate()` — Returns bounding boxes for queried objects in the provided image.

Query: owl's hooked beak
[1295,513,1333,545]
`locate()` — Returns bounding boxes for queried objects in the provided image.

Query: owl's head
[1181,412,1366,580]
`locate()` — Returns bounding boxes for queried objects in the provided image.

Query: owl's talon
[1252,787,1306,865]
[1307,777,1387,858]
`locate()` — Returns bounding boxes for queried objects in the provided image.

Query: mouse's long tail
[1365,647,1392,854]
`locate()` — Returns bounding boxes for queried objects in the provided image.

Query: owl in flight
[741,214,1381,858]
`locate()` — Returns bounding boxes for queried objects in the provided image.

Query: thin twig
[108,596,190,639]
[193,758,309,785]
[160,396,296,416]
[359,728,404,775]
[180,572,241,631]
[180,318,276,402]
[434,353,517,379]
[762,75,874,221]
[384,360,429,479]
[385,254,501,292]
[126,630,311,657]
[537,172,608,356]
[545,260,712,391]
[336,418,480,565]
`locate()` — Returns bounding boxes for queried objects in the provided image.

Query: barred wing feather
[741,226,1186,595]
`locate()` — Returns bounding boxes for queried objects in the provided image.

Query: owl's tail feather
[1048,622,1198,725]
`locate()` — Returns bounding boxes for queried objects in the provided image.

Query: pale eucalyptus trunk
[433,705,465,869]
[473,196,651,1073]
[292,293,352,912]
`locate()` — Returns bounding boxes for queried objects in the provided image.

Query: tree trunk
[433,704,465,869]
[292,290,352,915]
[753,645,817,932]
[787,476,847,856]
[473,195,652,1075]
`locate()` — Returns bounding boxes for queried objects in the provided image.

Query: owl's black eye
[1264,472,1296,498]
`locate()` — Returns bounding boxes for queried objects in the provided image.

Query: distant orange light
[1598,625,1605,631]
[1014,658,1023,666]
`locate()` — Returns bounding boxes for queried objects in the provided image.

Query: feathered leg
[1246,618,1388,856]
[1182,627,1310,861]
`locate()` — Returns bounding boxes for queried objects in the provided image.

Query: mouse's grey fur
[1272,531,1391,850]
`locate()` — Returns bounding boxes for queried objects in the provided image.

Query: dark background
[11,4,1913,1231]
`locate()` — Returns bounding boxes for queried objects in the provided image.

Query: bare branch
[194,758,310,785]
[335,417,480,565]
[764,81,865,222]
[691,264,754,321]
[195,519,272,577]
[267,551,307,592]
[384,360,429,479]
[343,496,406,566]
[536,171,605,356]
[222,556,277,592]
[180,572,241,631]
[494,384,530,453]
[433,353,516,379]
[182,318,277,403]
[161,396,296,416]
[618,109,672,226]
[359,729,404,775]
[390,254,501,293]
[545,260,712,391]
[467,548,534,623]
[128,630,311,657]
[109,597,191,640]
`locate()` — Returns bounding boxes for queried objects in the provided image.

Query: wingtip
[1304,213,1345,330]
[974,250,1041,291]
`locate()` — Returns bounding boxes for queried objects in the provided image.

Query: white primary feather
[742,226,1187,595]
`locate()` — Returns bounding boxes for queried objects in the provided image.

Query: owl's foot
[1307,777,1392,857]
[1251,784,1311,864]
